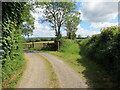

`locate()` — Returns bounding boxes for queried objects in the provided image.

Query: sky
[29,0,119,38]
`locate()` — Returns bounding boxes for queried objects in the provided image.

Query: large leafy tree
[65,11,80,40]
[36,1,76,49]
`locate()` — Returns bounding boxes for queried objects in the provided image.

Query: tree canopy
[65,11,81,39]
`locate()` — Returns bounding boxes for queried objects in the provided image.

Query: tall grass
[2,50,25,88]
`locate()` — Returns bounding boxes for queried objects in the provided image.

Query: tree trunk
[56,25,61,50]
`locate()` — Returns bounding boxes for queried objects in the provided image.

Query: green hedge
[79,26,120,87]
[2,2,28,88]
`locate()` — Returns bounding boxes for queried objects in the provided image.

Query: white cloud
[61,30,67,36]
[80,1,118,22]
[30,20,55,37]
[90,22,118,28]
[32,28,55,37]
[78,0,119,2]
[31,26,67,37]
[30,18,67,37]
[31,7,44,21]
[76,24,100,37]
[30,7,55,37]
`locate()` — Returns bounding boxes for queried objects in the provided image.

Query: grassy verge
[2,55,26,88]
[4,73,23,88]
[47,51,114,88]
[35,53,60,88]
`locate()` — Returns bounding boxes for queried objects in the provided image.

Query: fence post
[32,42,34,48]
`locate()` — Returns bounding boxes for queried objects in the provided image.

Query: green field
[23,41,54,44]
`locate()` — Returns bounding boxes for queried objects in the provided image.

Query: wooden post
[32,42,34,48]
[58,41,59,50]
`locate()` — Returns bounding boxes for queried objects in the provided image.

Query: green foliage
[2,52,25,88]
[77,35,81,39]
[28,38,41,42]
[50,37,55,41]
[2,2,34,88]
[40,38,49,41]
[65,11,81,40]
[21,7,35,37]
[79,26,120,88]
[59,39,79,54]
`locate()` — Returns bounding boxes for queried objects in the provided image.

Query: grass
[23,41,54,44]
[59,39,79,54]
[2,54,26,88]
[35,53,60,88]
[29,46,43,51]
[4,73,23,88]
[47,51,114,88]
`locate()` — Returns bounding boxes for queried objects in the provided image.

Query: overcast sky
[29,0,119,37]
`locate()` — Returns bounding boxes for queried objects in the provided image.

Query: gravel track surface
[39,52,88,88]
[17,51,88,88]
[17,53,49,88]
